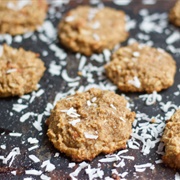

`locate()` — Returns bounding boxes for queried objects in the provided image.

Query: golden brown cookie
[0,0,47,35]
[0,44,46,97]
[58,6,128,56]
[46,88,135,162]
[105,43,176,93]
[169,0,180,27]
[161,109,180,170]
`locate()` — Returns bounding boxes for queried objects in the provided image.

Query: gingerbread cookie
[0,0,47,35]
[161,109,180,169]
[105,43,176,93]
[169,0,180,27]
[0,44,45,97]
[46,88,135,162]
[58,6,128,56]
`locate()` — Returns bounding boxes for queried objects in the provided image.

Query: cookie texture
[46,88,135,162]
[58,6,128,56]
[0,44,46,97]
[105,43,176,93]
[161,109,180,169]
[169,0,180,27]
[0,0,47,35]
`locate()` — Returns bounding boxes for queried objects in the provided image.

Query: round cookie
[0,44,46,97]
[169,0,180,27]
[58,6,128,56]
[46,88,135,162]
[105,43,176,93]
[161,109,180,169]
[0,0,47,35]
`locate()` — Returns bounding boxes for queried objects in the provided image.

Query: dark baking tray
[0,0,179,179]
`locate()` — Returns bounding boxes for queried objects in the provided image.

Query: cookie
[58,6,128,56]
[105,43,176,93]
[0,0,47,35]
[169,0,180,27]
[46,88,135,162]
[0,44,46,97]
[161,109,180,169]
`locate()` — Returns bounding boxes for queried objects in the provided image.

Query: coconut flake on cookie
[7,0,32,11]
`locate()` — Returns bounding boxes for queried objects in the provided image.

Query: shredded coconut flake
[65,16,75,22]
[12,104,28,112]
[33,121,42,131]
[42,21,57,40]
[41,160,55,172]
[113,159,125,168]
[103,49,111,62]
[0,45,3,57]
[85,165,104,180]
[135,163,152,168]
[78,56,87,70]
[62,69,80,82]
[175,172,180,180]
[11,171,17,175]
[128,76,141,88]
[20,112,35,122]
[9,132,22,137]
[48,61,61,76]
[133,51,140,57]
[139,91,162,105]
[160,101,178,112]
[28,145,39,151]
[99,156,120,163]
[142,0,156,4]
[70,162,89,179]
[155,159,163,164]
[91,97,97,102]
[61,107,80,118]
[69,119,81,126]
[54,152,60,157]
[135,167,146,172]
[0,145,6,150]
[113,0,132,5]
[29,155,40,163]
[36,89,44,97]
[120,155,135,160]
[40,174,51,180]
[110,104,116,110]
[6,68,17,74]
[25,170,42,176]
[84,132,98,139]
[93,33,100,41]
[166,31,180,44]
[3,147,20,166]
[68,162,76,168]
[28,137,39,144]
[7,0,31,11]
[119,117,126,122]
[91,21,101,29]
[14,35,22,42]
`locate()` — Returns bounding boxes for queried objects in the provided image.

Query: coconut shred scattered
[84,132,98,139]
[0,45,3,57]
[60,107,80,118]
[2,147,20,167]
[128,76,141,88]
[113,0,132,6]
[7,0,31,11]
[69,119,81,126]
[139,91,162,105]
